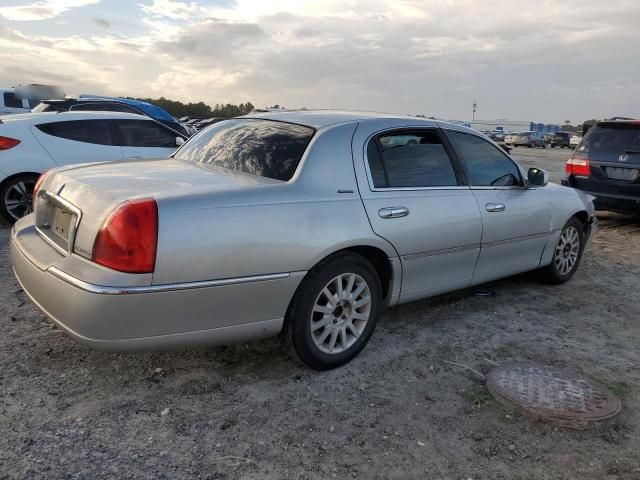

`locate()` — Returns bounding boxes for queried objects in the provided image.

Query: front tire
[0,174,38,223]
[541,217,585,284]
[282,252,382,370]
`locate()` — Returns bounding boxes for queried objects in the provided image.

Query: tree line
[134,97,255,119]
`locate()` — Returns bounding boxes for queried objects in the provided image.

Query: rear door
[112,119,180,159]
[32,119,124,165]
[354,126,483,303]
[569,122,640,199]
[444,129,552,283]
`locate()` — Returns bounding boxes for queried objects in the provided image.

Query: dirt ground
[1,148,639,479]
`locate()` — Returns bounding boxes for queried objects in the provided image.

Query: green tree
[132,97,254,118]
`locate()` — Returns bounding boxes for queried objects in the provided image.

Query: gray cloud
[92,18,111,28]
[0,0,638,122]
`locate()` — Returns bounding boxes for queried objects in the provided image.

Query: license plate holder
[606,167,638,181]
[51,205,73,242]
[35,192,81,255]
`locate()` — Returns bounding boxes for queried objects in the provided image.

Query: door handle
[486,203,506,212]
[127,156,143,160]
[378,207,409,219]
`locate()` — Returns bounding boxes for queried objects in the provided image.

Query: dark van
[562,120,640,213]
[550,132,571,148]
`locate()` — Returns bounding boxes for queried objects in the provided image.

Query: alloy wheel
[310,273,371,354]
[3,179,35,221]
[554,226,580,276]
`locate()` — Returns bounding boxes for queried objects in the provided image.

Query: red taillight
[92,198,158,273]
[565,157,590,176]
[32,170,51,205]
[0,136,20,150]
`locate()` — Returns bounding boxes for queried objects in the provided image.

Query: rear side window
[447,130,522,187]
[367,130,458,188]
[36,120,114,145]
[581,123,640,156]
[3,92,22,108]
[174,119,315,181]
[114,119,177,148]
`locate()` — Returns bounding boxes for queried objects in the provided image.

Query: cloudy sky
[1,0,638,123]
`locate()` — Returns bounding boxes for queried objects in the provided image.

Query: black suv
[550,132,571,148]
[562,120,640,213]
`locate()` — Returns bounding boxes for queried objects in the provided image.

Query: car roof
[242,109,480,134]
[0,111,150,124]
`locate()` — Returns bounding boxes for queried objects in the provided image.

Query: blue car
[31,95,190,136]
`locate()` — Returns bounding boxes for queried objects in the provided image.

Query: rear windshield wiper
[624,150,640,154]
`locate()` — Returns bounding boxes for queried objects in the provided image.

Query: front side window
[174,119,315,181]
[36,120,114,146]
[447,130,522,187]
[367,130,458,188]
[115,119,177,148]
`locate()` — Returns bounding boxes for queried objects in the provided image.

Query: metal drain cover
[486,363,621,429]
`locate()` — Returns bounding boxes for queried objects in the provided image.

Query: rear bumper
[11,225,304,351]
[562,181,640,213]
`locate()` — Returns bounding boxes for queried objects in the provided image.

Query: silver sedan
[11,111,597,370]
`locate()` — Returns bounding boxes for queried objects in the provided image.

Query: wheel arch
[572,210,590,233]
[304,242,400,306]
[0,171,41,190]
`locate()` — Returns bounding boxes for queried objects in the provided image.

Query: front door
[444,129,552,283]
[354,126,483,303]
[113,119,180,159]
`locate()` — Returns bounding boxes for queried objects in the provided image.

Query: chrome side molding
[47,267,292,295]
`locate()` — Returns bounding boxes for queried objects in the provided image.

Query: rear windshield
[554,132,569,137]
[174,119,315,181]
[581,123,640,155]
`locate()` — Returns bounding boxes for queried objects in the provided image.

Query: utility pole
[472,101,477,121]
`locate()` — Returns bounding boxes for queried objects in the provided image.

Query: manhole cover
[486,363,621,429]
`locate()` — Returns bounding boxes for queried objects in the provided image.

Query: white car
[0,111,186,222]
[1,88,37,115]
[570,135,582,147]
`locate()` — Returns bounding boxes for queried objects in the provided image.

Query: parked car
[549,132,571,148]
[11,111,596,370]
[562,119,640,213]
[1,88,38,115]
[476,131,510,154]
[505,131,546,148]
[0,111,186,221]
[31,96,191,137]
[570,135,582,147]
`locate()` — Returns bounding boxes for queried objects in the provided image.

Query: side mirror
[175,136,185,147]
[528,167,549,187]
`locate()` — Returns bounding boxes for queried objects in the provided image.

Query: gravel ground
[1,148,639,479]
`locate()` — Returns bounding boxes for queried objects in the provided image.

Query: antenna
[472,101,477,121]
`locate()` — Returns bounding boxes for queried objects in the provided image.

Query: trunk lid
[36,157,282,259]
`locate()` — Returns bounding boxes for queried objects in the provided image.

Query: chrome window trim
[47,267,292,295]
[361,129,466,193]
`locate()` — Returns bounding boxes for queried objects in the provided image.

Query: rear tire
[281,252,382,370]
[540,217,585,284]
[0,174,38,223]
